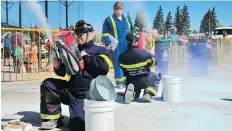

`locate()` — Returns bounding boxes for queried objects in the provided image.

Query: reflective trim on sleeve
[99,54,113,69]
[119,58,154,69]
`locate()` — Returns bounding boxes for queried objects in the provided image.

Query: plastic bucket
[162,76,181,102]
[88,75,116,101]
[84,100,115,131]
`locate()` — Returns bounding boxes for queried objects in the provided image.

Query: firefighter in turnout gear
[119,27,162,104]
[40,20,112,130]
[102,1,133,88]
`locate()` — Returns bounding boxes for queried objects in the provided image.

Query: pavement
[1,65,232,131]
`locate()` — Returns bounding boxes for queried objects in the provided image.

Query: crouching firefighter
[119,28,162,104]
[40,20,112,130]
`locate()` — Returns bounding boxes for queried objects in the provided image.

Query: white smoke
[130,2,153,33]
[27,1,53,41]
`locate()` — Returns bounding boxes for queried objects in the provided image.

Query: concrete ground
[1,65,232,131]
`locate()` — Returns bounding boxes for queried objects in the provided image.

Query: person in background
[29,25,44,70]
[102,1,133,89]
[30,42,38,73]
[169,27,178,40]
[13,44,22,73]
[178,30,188,64]
[223,31,228,38]
[10,31,23,70]
[2,32,11,66]
[45,39,51,69]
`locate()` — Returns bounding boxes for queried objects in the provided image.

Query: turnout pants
[40,78,85,129]
[125,72,161,100]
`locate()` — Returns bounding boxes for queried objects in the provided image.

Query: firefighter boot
[124,84,135,104]
[142,88,156,102]
[40,117,63,130]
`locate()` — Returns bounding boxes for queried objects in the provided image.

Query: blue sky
[1,1,232,32]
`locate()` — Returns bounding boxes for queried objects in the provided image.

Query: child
[30,42,38,73]
[13,45,22,73]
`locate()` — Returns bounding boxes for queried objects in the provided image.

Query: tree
[164,11,173,31]
[199,9,211,33]
[210,7,218,32]
[192,30,198,34]
[181,5,190,34]
[127,12,132,22]
[199,7,218,33]
[174,6,182,34]
[153,6,164,34]
[134,10,146,32]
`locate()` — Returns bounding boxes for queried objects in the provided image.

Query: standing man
[102,1,133,88]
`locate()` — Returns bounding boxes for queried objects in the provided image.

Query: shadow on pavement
[16,111,41,127]
[221,98,232,102]
[153,97,163,101]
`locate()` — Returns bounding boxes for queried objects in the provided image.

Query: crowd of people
[2,25,53,73]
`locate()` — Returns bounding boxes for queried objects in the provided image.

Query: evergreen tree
[127,12,132,22]
[174,6,182,34]
[164,11,173,31]
[153,6,164,34]
[192,30,198,34]
[134,10,145,32]
[181,5,190,34]
[199,9,211,33]
[210,7,218,32]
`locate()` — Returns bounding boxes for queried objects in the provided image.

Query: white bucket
[84,100,115,131]
[162,76,181,102]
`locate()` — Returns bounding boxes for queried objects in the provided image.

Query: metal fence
[1,27,232,81]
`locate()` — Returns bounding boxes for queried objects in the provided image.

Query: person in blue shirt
[2,32,11,66]
[169,27,178,40]
[102,1,133,88]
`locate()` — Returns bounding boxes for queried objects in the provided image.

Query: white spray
[27,1,53,41]
[130,2,153,33]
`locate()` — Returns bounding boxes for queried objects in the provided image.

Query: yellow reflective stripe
[120,59,153,69]
[151,57,155,67]
[125,17,131,31]
[110,16,118,40]
[64,74,71,82]
[152,39,155,48]
[99,54,113,69]
[147,87,157,95]
[132,92,136,100]
[115,77,126,82]
[102,33,110,37]
[40,113,61,120]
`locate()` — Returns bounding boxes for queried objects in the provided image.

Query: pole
[45,0,48,22]
[6,0,9,27]
[65,1,68,28]
[19,0,22,28]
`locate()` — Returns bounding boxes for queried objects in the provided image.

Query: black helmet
[74,20,94,35]
[126,27,140,46]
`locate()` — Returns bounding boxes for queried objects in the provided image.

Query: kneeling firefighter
[119,28,162,104]
[40,20,112,130]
